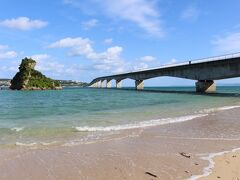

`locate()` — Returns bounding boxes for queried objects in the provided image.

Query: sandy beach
[0,107,240,180]
[199,149,240,180]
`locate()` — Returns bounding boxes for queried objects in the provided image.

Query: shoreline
[189,148,240,180]
[2,104,239,148]
[0,107,240,179]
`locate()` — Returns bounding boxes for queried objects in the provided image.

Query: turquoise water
[0,86,239,146]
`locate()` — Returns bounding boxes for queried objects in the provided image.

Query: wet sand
[0,108,240,179]
[200,149,240,180]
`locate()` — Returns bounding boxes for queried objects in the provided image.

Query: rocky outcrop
[10,58,62,90]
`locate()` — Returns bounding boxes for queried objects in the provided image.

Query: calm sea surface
[0,86,239,146]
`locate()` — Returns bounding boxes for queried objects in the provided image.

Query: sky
[0,0,240,86]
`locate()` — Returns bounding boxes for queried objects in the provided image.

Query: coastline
[0,107,240,179]
[202,149,240,180]
[190,148,240,180]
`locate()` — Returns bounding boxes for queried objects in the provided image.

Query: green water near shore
[0,86,239,146]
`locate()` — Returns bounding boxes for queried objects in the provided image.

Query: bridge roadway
[89,53,240,93]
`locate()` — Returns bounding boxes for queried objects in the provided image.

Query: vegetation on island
[10,58,62,90]
[58,80,88,87]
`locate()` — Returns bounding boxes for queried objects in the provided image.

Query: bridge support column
[89,83,95,88]
[106,80,112,88]
[135,80,144,90]
[196,80,216,93]
[101,80,105,88]
[116,80,122,88]
[91,82,97,88]
[96,81,101,88]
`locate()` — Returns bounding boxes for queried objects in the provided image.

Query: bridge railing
[93,52,240,80]
[190,52,240,64]
[128,52,240,73]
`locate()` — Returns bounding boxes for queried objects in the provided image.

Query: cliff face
[10,58,62,90]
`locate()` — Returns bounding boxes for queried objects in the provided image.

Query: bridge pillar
[89,83,95,88]
[116,80,122,88]
[106,80,112,88]
[101,80,105,88]
[90,82,98,88]
[96,81,101,88]
[135,80,144,90]
[196,80,216,93]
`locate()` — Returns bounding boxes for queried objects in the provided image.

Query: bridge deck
[89,52,240,93]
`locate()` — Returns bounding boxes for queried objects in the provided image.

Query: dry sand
[0,108,240,180]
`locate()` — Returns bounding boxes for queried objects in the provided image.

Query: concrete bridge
[89,53,240,93]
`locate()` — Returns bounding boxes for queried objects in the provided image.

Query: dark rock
[10,58,62,90]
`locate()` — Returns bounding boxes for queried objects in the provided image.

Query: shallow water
[0,86,239,146]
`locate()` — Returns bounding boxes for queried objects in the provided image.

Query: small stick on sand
[179,152,191,158]
[145,171,158,178]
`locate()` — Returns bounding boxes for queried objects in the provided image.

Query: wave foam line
[15,142,37,147]
[188,147,240,180]
[200,105,240,113]
[76,114,208,132]
[15,141,58,147]
[11,127,24,132]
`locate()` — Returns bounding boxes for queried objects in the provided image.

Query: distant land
[1,78,239,89]
[0,79,88,89]
[58,80,88,87]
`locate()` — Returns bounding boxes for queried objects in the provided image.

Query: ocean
[0,86,239,147]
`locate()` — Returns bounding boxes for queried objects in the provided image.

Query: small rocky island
[10,58,62,90]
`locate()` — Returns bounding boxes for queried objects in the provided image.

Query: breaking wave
[75,105,240,132]
[76,114,208,132]
[11,127,24,132]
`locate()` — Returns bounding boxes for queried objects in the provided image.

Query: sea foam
[200,105,240,113]
[188,147,240,180]
[15,141,58,147]
[76,105,240,132]
[76,114,208,132]
[15,142,37,146]
[11,127,24,132]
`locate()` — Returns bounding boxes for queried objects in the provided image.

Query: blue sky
[0,0,240,86]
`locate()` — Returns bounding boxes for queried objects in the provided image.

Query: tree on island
[10,58,62,90]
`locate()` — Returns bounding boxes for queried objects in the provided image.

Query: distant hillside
[0,79,11,87]
[58,80,88,87]
[0,79,88,88]
[1,79,88,88]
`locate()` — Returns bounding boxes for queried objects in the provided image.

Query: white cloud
[81,19,98,30]
[48,37,162,74]
[64,0,164,37]
[0,45,17,60]
[181,5,200,21]
[48,37,93,57]
[139,55,155,62]
[36,61,65,74]
[0,65,17,72]
[212,32,240,53]
[48,37,91,48]
[102,0,163,36]
[104,38,113,45]
[132,55,157,70]
[133,62,149,71]
[166,58,177,65]
[0,45,8,51]
[48,37,126,73]
[30,54,50,61]
[27,54,65,75]
[0,17,48,30]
